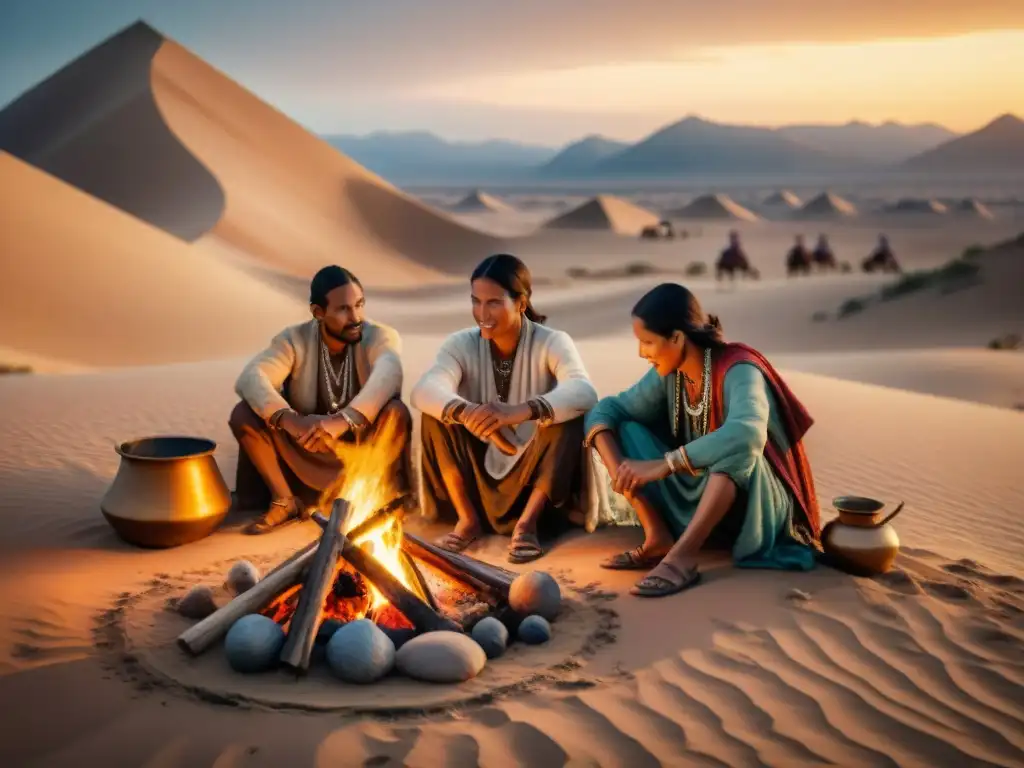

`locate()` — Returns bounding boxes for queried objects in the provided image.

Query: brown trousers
[419,414,584,535]
[228,399,413,510]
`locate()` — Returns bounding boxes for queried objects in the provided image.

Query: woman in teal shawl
[584,284,821,597]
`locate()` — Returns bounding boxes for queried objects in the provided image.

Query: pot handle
[877,501,905,527]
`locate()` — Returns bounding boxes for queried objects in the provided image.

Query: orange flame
[318,408,422,613]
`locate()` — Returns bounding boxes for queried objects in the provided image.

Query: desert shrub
[624,261,656,276]
[988,333,1022,351]
[839,261,852,273]
[961,244,985,260]
[936,258,981,281]
[811,310,829,322]
[0,363,32,375]
[837,297,867,318]
[685,260,708,276]
[566,267,589,279]
[880,257,980,301]
[880,271,931,300]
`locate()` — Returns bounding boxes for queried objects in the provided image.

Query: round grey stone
[517,615,552,645]
[224,614,285,673]
[471,617,509,659]
[325,619,395,684]
[177,584,217,619]
[225,560,261,596]
[509,571,561,622]
[395,631,486,683]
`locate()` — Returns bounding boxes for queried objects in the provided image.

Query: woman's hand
[462,402,530,440]
[612,459,671,496]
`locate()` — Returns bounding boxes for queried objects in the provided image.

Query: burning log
[177,543,317,656]
[337,534,462,634]
[279,498,353,674]
[402,533,515,598]
[401,550,439,612]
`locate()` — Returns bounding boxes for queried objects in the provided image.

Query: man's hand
[280,413,332,453]
[314,415,352,441]
[612,459,671,496]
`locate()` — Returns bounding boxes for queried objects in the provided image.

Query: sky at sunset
[2,0,1023,145]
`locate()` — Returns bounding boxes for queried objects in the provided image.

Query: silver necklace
[673,348,712,438]
[320,332,351,413]
[683,348,712,417]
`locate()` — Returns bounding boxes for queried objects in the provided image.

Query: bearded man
[229,265,411,534]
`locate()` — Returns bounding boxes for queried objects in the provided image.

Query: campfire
[176,411,558,681]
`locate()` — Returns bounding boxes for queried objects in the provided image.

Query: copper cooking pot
[100,436,231,548]
[821,495,905,576]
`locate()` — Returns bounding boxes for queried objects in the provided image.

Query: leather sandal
[244,497,302,535]
[600,545,665,571]
[630,562,701,597]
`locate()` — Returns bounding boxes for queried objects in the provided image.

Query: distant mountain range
[323,131,554,181]
[901,114,1024,173]
[323,114,1024,182]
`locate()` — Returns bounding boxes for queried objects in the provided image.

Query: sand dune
[763,189,802,208]
[0,153,306,367]
[0,23,223,241]
[0,22,501,289]
[451,189,514,213]
[667,193,760,222]
[798,191,859,218]
[543,195,660,236]
[885,198,949,215]
[149,36,501,286]
[774,348,1024,410]
[0,345,1021,766]
[957,198,997,219]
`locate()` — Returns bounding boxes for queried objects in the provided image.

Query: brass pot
[100,436,231,548]
[821,496,905,576]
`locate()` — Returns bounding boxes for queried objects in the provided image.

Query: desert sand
[2,20,1023,768]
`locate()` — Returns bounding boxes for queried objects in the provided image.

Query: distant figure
[862,234,901,274]
[786,235,812,276]
[640,220,676,241]
[811,234,838,271]
[716,230,756,280]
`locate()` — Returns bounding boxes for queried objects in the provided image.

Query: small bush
[962,244,985,260]
[988,333,1022,351]
[837,297,867,318]
[811,310,829,322]
[685,261,708,276]
[880,257,981,301]
[839,261,852,273]
[936,258,981,281]
[880,272,930,300]
[624,261,656,276]
[566,267,589,279]
[0,363,32,375]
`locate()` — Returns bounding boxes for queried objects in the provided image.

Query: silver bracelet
[663,449,683,474]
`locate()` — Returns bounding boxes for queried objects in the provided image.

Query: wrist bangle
[678,447,698,476]
[663,449,683,474]
[270,409,293,429]
[451,401,469,423]
[527,399,541,421]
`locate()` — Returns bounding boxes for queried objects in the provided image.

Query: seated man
[230,265,411,534]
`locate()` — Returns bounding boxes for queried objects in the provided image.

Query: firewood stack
[177,496,518,675]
